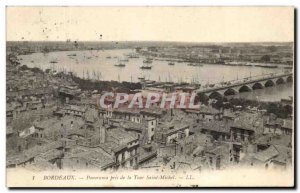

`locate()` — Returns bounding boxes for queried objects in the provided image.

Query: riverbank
[222,97,293,119]
[8,52,142,93]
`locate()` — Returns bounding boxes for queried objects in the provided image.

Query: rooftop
[67,146,114,169]
[200,120,232,134]
[107,128,139,145]
[232,112,264,132]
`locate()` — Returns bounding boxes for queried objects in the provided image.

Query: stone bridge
[196,72,293,99]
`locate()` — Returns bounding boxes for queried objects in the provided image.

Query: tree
[261,55,271,62]
[267,46,277,52]
[45,69,51,74]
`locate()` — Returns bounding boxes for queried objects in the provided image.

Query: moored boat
[143,58,153,64]
[188,63,203,67]
[140,63,152,69]
[114,63,126,67]
[50,60,58,63]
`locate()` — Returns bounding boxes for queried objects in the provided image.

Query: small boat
[140,63,152,69]
[188,63,203,67]
[143,58,153,64]
[226,62,245,66]
[138,75,145,81]
[129,55,139,59]
[67,53,76,57]
[50,60,58,63]
[119,57,129,62]
[115,63,126,67]
[106,56,112,59]
[262,65,278,68]
[168,62,175,65]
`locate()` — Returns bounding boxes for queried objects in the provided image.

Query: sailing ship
[127,53,139,58]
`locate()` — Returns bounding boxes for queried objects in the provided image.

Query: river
[17,49,293,102]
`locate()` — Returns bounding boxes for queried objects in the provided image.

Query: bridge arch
[208,91,223,99]
[252,82,264,90]
[287,76,293,82]
[276,77,285,85]
[224,88,238,96]
[238,85,252,93]
[265,80,275,87]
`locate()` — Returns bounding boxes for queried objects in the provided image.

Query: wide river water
[18,49,293,102]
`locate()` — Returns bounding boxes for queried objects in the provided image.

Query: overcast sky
[6,7,294,42]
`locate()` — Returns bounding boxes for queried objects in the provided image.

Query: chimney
[66,97,69,104]
[99,120,106,144]
[25,139,29,150]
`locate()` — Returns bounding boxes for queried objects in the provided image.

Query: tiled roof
[68,147,114,168]
[7,126,14,135]
[7,141,63,166]
[205,143,230,156]
[232,112,264,132]
[35,118,58,130]
[85,108,98,123]
[254,145,279,162]
[64,105,87,112]
[200,120,232,134]
[122,121,145,132]
[272,145,292,164]
[107,128,139,145]
[255,134,292,147]
[282,119,293,130]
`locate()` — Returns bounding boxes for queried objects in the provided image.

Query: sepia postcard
[6,6,295,187]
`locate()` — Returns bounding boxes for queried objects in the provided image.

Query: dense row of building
[6,51,293,172]
[139,43,293,65]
